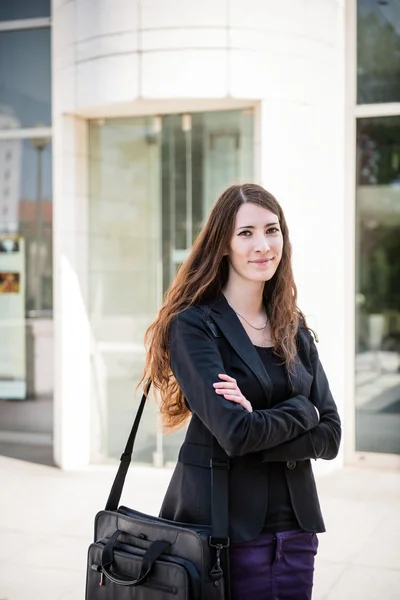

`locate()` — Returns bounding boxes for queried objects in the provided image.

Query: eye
[266,227,280,234]
[238,230,252,236]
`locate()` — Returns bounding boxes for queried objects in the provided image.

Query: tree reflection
[357,5,400,103]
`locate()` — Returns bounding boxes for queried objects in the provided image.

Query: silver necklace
[234,310,268,331]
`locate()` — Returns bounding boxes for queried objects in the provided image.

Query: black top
[254,345,300,532]
[160,300,341,541]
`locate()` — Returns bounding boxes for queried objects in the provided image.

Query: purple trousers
[229,529,319,600]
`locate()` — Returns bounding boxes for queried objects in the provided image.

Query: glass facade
[89,109,254,463]
[357,0,400,104]
[0,137,52,311]
[355,116,400,454]
[0,7,52,410]
[0,136,53,400]
[0,27,51,129]
[0,0,50,21]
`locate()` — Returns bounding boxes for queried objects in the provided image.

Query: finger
[223,394,243,402]
[223,392,242,399]
[218,374,237,383]
[215,385,243,396]
[215,388,240,396]
[213,382,237,389]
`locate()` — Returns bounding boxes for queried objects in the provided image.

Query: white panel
[141,50,228,98]
[76,54,139,107]
[77,30,139,62]
[229,0,305,32]
[229,28,281,52]
[54,154,88,197]
[52,0,75,52]
[229,50,313,103]
[228,50,269,99]
[52,43,76,72]
[57,113,87,156]
[53,66,75,114]
[141,27,227,52]
[140,0,228,29]
[304,0,338,44]
[76,0,139,41]
[229,26,334,63]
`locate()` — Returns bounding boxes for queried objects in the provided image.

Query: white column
[52,1,91,468]
[256,7,346,472]
[52,115,91,469]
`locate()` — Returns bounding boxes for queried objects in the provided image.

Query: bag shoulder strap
[105,382,230,545]
[105,381,151,513]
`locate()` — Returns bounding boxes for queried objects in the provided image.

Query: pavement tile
[315,498,387,563]
[325,564,400,600]
[313,558,348,600]
[0,530,41,565]
[20,534,88,572]
[351,513,400,571]
[0,565,84,600]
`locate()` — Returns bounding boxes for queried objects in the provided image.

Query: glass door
[161,109,254,294]
[89,117,162,462]
[89,108,254,464]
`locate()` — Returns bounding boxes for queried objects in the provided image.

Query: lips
[250,258,274,264]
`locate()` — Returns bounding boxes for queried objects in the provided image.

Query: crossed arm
[214,334,341,462]
[258,334,341,461]
[213,330,341,462]
[169,308,323,458]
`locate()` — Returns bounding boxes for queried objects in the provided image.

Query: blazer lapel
[209,297,273,404]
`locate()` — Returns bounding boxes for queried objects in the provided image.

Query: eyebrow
[236,222,279,231]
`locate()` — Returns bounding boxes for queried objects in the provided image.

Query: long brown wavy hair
[140,183,308,431]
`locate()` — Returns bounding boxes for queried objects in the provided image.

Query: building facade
[0,0,399,471]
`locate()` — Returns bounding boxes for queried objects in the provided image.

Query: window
[0,0,50,22]
[0,28,51,129]
[355,116,400,455]
[357,0,400,104]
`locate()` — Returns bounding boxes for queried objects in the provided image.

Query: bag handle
[101,530,170,586]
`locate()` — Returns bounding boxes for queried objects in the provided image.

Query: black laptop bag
[85,384,231,600]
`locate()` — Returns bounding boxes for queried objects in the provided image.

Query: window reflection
[0,137,53,401]
[0,138,53,312]
[356,116,400,455]
[0,0,50,21]
[161,109,254,295]
[0,28,51,129]
[357,0,400,104]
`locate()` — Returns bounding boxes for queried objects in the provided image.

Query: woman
[141,183,341,600]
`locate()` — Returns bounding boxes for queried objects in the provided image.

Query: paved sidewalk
[0,456,399,600]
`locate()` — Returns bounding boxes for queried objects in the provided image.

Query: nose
[254,233,270,253]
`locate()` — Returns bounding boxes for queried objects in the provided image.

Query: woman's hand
[213,374,253,413]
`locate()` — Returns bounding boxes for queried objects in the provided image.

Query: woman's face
[226,202,284,283]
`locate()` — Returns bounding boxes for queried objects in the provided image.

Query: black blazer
[159,297,342,542]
